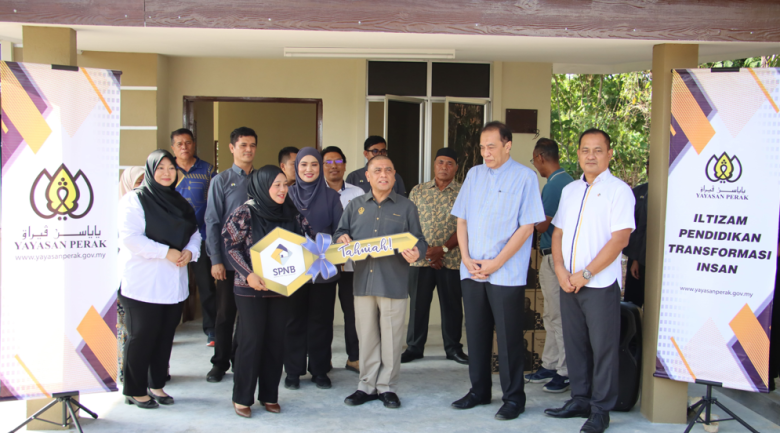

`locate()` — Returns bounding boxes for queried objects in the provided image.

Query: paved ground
[1,322,778,432]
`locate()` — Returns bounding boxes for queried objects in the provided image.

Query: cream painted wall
[163,57,367,175]
[493,61,553,189]
[215,101,317,169]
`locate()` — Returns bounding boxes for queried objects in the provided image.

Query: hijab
[119,166,144,198]
[288,147,340,234]
[246,165,299,244]
[135,150,198,251]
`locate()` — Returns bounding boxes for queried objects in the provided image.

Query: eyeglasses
[324,159,344,165]
[368,148,388,156]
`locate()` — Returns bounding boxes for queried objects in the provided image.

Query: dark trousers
[623,259,645,308]
[406,267,464,356]
[190,240,216,334]
[233,294,290,406]
[284,281,337,377]
[211,271,237,372]
[118,290,184,397]
[462,279,526,407]
[337,271,360,362]
[561,281,621,414]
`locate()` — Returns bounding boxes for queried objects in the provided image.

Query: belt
[540,248,552,256]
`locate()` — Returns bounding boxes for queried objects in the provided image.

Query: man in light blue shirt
[450,122,545,421]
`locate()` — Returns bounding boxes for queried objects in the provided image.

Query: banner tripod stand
[10,391,98,433]
[684,379,758,433]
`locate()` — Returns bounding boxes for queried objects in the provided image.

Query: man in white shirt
[322,145,364,373]
[544,129,635,433]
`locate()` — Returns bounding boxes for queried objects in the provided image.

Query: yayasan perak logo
[705,152,742,183]
[30,164,94,220]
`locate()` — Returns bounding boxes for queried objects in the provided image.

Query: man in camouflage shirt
[401,148,469,365]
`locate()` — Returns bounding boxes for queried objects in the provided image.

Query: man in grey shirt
[346,136,407,196]
[335,155,426,409]
[204,127,257,383]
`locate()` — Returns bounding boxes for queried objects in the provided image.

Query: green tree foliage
[551,72,651,187]
[551,55,779,187]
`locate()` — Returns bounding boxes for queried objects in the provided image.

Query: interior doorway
[183,96,323,171]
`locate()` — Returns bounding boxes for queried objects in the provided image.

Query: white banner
[655,68,780,392]
[0,61,120,400]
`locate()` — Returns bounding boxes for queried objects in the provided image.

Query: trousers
[189,240,216,334]
[539,255,567,376]
[560,281,621,414]
[119,290,184,397]
[405,266,463,356]
[284,281,338,377]
[337,271,359,362]
[355,295,407,394]
[211,271,237,371]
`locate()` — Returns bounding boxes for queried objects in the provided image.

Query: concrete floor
[1,322,779,432]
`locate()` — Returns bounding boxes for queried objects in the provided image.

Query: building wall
[214,101,317,169]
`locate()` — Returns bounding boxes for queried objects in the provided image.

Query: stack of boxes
[491,237,545,374]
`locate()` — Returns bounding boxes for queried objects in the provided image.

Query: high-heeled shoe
[148,389,174,405]
[125,396,159,409]
[261,401,281,413]
[233,402,251,418]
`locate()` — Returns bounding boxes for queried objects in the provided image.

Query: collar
[176,157,202,174]
[425,178,456,191]
[231,164,253,176]
[548,168,565,179]
[367,190,398,203]
[488,157,515,176]
[325,179,347,191]
[581,169,612,185]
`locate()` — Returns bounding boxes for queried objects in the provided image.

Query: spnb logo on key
[271,244,296,276]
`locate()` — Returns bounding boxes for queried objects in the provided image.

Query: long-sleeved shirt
[451,158,545,287]
[346,164,407,197]
[118,191,201,304]
[175,157,216,241]
[205,164,252,270]
[222,204,303,298]
[334,191,427,299]
[623,182,648,265]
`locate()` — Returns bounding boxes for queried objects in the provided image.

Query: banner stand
[9,391,98,433]
[685,379,758,433]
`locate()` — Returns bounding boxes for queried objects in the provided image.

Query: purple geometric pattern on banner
[7,62,48,115]
[730,339,767,392]
[101,295,118,338]
[110,70,123,89]
[755,301,773,340]
[679,70,716,119]
[0,373,21,401]
[79,340,117,391]
[653,355,671,380]
[669,114,689,168]
[1,108,24,167]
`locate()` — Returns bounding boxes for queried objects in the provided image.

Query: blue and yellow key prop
[250,228,418,297]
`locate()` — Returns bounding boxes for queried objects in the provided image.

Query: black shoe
[378,392,401,409]
[312,375,332,389]
[495,401,524,420]
[446,351,469,365]
[580,413,610,433]
[401,350,423,363]
[545,399,591,418]
[284,375,300,390]
[344,390,379,406]
[451,392,491,409]
[125,396,159,409]
[147,389,174,405]
[207,366,225,383]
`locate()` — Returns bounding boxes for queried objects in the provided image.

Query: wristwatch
[442,246,449,253]
[582,269,593,280]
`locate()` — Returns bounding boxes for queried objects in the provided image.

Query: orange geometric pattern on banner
[670,70,715,155]
[748,68,780,113]
[77,306,118,382]
[729,304,770,387]
[0,61,52,154]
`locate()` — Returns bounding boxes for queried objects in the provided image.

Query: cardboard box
[533,330,547,371]
[534,289,545,330]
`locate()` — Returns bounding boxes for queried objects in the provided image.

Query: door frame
[383,95,426,186]
[182,96,324,156]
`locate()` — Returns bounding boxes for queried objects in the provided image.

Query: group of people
[116,121,640,433]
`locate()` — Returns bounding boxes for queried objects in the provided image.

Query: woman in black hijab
[284,147,344,391]
[118,150,200,409]
[224,165,301,418]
